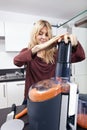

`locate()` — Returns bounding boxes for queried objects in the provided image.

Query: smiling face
[29,20,55,64]
[29,20,53,48]
[36,26,50,44]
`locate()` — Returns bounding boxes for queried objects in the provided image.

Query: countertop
[0,105,29,130]
[0,105,85,130]
[0,68,25,82]
[0,77,25,82]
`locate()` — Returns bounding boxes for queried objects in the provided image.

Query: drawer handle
[17,83,24,86]
[3,84,6,97]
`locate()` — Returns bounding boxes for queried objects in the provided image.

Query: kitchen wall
[0,10,66,69]
[72,27,87,94]
[0,10,66,24]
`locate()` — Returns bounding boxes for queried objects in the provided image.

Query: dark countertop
[0,105,85,130]
[0,68,25,82]
[0,105,29,130]
[0,77,25,82]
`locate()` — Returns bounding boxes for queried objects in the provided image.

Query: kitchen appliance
[27,41,78,130]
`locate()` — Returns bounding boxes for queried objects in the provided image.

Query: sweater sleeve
[71,41,85,63]
[13,48,32,67]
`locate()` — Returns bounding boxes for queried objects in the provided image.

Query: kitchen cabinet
[7,81,25,107]
[0,21,5,36]
[0,81,25,108]
[5,22,33,51]
[0,82,7,108]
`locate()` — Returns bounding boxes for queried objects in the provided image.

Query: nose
[42,34,46,39]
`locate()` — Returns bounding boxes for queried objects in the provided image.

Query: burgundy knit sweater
[13,42,85,99]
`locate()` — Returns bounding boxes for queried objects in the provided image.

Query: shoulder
[20,48,28,52]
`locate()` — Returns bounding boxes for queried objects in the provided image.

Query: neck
[37,50,45,58]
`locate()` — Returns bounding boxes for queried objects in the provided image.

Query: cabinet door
[7,81,25,107]
[5,22,33,51]
[0,22,5,36]
[0,83,7,108]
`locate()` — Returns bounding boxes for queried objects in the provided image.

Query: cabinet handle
[3,84,6,97]
[17,83,24,86]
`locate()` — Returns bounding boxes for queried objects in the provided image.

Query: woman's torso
[25,54,57,98]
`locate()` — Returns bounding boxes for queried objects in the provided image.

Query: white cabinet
[7,81,25,107]
[0,21,5,36]
[0,82,7,108]
[5,22,33,51]
[0,81,25,108]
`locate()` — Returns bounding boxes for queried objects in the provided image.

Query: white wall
[72,27,87,94]
[0,10,66,24]
[0,10,66,69]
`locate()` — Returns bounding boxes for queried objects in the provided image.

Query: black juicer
[27,41,78,130]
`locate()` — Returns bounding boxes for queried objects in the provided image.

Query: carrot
[15,108,28,119]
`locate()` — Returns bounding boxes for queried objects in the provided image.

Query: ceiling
[0,0,87,20]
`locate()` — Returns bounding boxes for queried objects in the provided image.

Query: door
[7,81,25,107]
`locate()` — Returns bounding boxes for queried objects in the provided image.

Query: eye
[39,31,43,35]
[38,31,49,37]
[45,33,48,37]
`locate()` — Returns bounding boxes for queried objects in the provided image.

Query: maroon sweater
[13,42,85,99]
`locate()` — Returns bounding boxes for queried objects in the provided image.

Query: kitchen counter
[0,68,25,82]
[0,77,25,82]
[0,105,29,130]
[0,105,85,130]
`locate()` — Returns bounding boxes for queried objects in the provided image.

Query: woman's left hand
[58,34,78,46]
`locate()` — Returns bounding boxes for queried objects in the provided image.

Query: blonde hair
[28,20,57,64]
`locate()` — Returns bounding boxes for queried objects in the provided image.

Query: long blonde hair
[28,20,57,64]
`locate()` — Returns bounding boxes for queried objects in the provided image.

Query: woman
[13,20,85,105]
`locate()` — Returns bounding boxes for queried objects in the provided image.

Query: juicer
[27,41,78,130]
